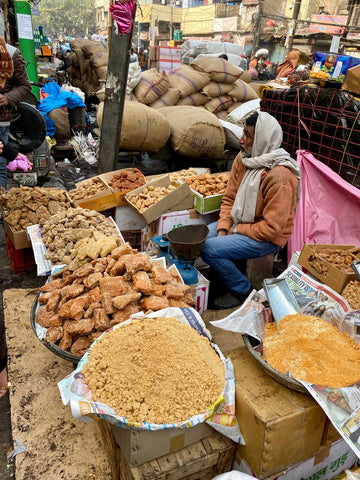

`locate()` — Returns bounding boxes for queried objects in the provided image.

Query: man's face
[239,124,255,157]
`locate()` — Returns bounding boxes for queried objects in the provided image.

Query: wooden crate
[99,420,235,480]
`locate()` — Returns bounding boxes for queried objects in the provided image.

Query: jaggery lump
[83,316,225,424]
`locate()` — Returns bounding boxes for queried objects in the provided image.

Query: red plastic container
[5,232,35,274]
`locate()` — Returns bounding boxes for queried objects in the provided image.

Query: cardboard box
[97,168,146,207]
[99,420,234,480]
[298,244,359,293]
[115,205,147,231]
[125,175,192,224]
[342,64,360,97]
[3,219,31,250]
[234,431,356,479]
[191,188,224,214]
[109,421,214,467]
[190,268,210,314]
[156,209,219,236]
[70,177,118,212]
[228,346,328,479]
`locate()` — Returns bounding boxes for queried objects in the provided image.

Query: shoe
[212,287,253,310]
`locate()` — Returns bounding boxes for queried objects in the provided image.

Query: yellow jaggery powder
[263,314,360,388]
[82,316,225,424]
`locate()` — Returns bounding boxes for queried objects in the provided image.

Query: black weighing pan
[166,224,209,261]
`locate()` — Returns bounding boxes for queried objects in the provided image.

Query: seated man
[201,111,301,309]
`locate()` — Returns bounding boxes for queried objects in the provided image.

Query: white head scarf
[231,111,301,225]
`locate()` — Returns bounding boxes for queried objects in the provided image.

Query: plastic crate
[121,230,142,250]
[5,233,35,274]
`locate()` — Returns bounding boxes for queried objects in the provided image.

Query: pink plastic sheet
[288,150,360,263]
[110,0,136,35]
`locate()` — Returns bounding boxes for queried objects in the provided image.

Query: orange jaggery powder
[263,314,360,388]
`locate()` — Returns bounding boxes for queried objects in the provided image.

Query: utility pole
[97,1,136,173]
[286,0,301,53]
[252,0,262,53]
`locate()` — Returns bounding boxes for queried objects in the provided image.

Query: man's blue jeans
[200,221,280,295]
[0,127,9,190]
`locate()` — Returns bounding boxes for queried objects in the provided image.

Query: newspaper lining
[211,265,360,459]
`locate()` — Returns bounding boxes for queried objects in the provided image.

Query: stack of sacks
[96,57,260,155]
[67,39,108,97]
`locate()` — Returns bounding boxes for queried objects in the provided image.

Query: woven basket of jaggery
[263,314,360,388]
[82,316,225,425]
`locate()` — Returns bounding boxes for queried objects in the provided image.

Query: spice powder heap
[82,316,225,424]
[263,314,360,388]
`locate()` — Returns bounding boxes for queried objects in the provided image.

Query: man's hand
[0,94,9,107]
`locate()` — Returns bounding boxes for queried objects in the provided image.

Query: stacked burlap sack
[96,57,259,158]
[67,39,108,97]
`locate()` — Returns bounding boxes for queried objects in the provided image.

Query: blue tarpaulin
[38,81,86,138]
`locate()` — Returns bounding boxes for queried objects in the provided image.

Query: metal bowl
[242,334,308,395]
[166,224,209,261]
[30,293,80,364]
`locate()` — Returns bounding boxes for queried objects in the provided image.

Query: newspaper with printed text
[211,265,360,459]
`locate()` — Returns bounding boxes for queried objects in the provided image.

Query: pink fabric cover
[7,153,32,172]
[110,0,136,35]
[288,150,360,263]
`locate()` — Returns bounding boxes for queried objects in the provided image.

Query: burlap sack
[201,81,233,97]
[82,41,107,59]
[248,82,262,98]
[228,79,259,102]
[48,107,71,143]
[227,101,244,113]
[214,110,229,120]
[159,105,225,158]
[204,95,235,114]
[70,38,89,50]
[68,52,79,69]
[97,101,170,152]
[67,66,81,80]
[191,57,242,84]
[149,88,181,109]
[239,70,252,83]
[176,92,209,106]
[94,65,107,81]
[90,51,109,69]
[74,48,86,77]
[168,64,211,97]
[134,68,169,105]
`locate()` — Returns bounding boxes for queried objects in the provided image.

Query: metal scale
[151,224,209,285]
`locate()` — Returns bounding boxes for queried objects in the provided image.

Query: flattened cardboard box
[70,177,117,212]
[125,175,192,224]
[228,346,328,479]
[97,168,146,206]
[109,422,214,467]
[298,243,359,293]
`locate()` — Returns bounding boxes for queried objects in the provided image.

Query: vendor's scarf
[0,37,14,88]
[231,111,301,225]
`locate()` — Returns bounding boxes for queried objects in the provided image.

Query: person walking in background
[201,111,301,309]
[138,48,147,71]
[0,36,31,190]
[129,48,138,63]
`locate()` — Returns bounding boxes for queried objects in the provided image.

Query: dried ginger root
[83,316,225,424]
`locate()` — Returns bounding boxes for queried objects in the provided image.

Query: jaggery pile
[83,316,225,424]
[263,313,360,388]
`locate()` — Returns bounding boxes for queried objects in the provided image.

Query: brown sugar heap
[263,314,360,388]
[83,316,225,424]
